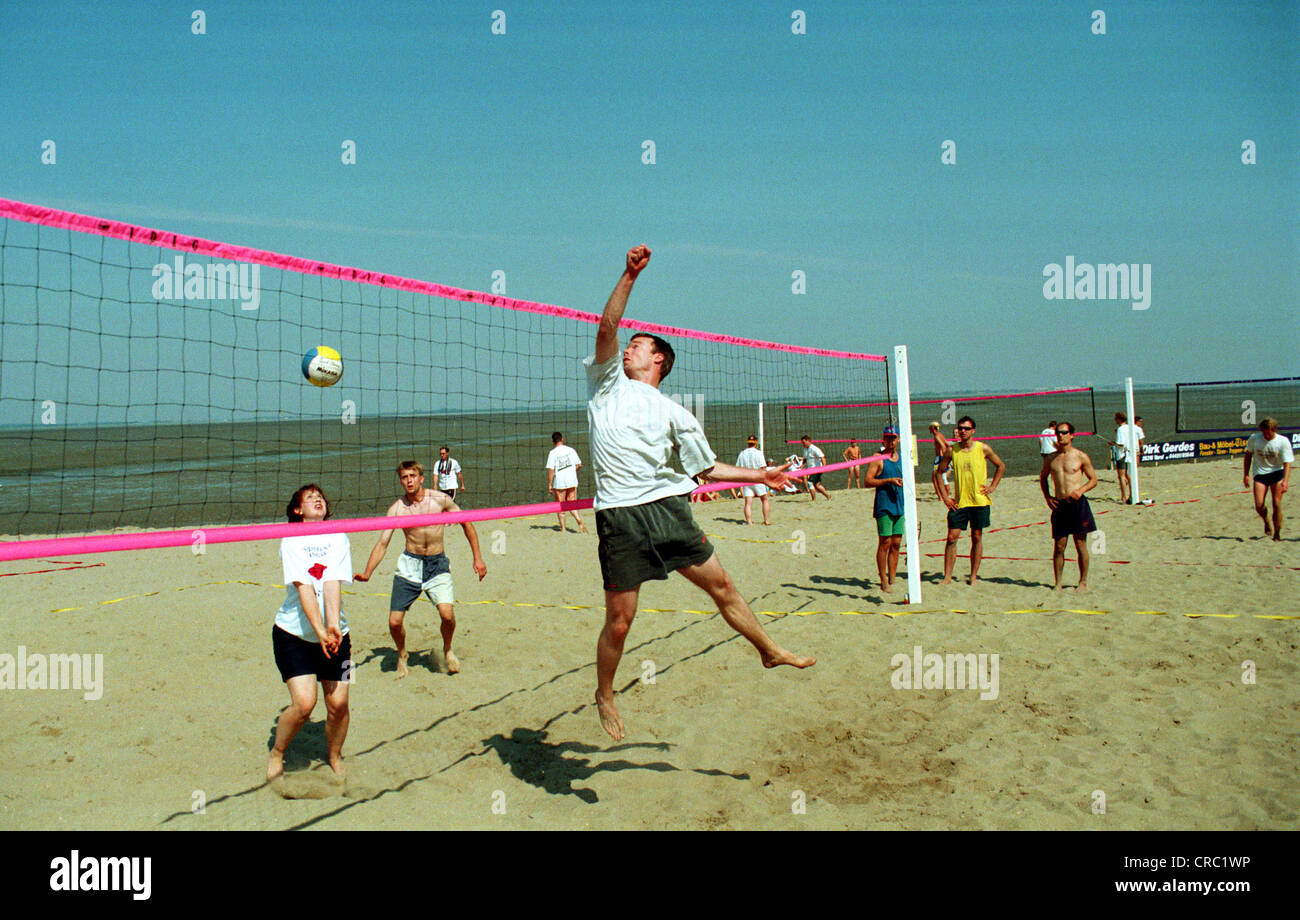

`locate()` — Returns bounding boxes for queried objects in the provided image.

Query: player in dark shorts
[1040,422,1099,591]
[586,244,816,741]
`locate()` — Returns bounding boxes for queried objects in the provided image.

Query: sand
[1,458,1296,830]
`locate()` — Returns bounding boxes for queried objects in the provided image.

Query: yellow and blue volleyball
[302,346,343,387]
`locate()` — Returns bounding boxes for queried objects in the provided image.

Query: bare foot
[968,575,978,586]
[395,652,409,679]
[595,691,625,741]
[761,646,817,669]
[1052,583,1062,593]
[881,581,893,593]
[1273,534,1282,542]
[266,748,285,783]
[445,650,461,675]
[941,576,953,585]
[1264,521,1272,535]
[328,756,347,778]
[579,523,588,533]
[1075,582,1089,592]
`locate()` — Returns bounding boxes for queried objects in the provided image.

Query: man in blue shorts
[355,461,487,678]
[587,244,816,741]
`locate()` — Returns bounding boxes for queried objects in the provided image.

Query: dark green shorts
[947,505,991,531]
[596,494,715,591]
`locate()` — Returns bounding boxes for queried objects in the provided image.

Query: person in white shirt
[434,446,465,502]
[800,435,831,501]
[268,484,353,783]
[546,431,587,533]
[1110,412,1139,503]
[1040,420,1058,458]
[736,435,771,525]
[587,245,815,741]
[1243,417,1293,541]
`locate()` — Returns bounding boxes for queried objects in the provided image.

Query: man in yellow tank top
[934,415,1006,585]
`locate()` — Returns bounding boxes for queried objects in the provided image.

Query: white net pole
[1125,376,1140,504]
[894,345,922,604]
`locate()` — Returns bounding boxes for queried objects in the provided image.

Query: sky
[1,0,1296,406]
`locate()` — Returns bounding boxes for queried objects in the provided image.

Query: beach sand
[1,458,1296,830]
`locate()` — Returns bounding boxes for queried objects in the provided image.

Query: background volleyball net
[784,386,1097,475]
[1174,376,1300,434]
[0,198,890,546]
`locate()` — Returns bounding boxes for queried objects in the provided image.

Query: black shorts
[272,625,353,683]
[947,505,991,531]
[596,494,715,591]
[439,488,457,502]
[808,473,823,485]
[1254,470,1285,487]
[1050,496,1097,539]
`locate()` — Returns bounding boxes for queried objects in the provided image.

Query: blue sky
[2,0,1296,404]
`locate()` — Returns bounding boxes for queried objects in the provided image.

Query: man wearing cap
[736,435,772,525]
[863,426,906,593]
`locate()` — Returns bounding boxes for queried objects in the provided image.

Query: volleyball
[302,346,343,387]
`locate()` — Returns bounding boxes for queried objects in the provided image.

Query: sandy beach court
[1,458,1295,830]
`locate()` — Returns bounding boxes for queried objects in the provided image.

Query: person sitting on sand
[1243,417,1293,541]
[1039,422,1098,591]
[354,461,487,678]
[268,484,352,782]
[586,244,815,741]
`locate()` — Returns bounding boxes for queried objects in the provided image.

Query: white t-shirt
[546,444,582,490]
[802,443,826,468]
[782,455,803,491]
[435,457,461,490]
[1246,432,1295,476]
[736,445,768,497]
[276,533,353,640]
[1040,427,1057,454]
[1114,423,1138,460]
[585,353,717,511]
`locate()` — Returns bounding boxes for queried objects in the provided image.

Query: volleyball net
[784,386,1096,467]
[0,198,890,555]
[1175,376,1300,434]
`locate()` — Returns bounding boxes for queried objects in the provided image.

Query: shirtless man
[843,439,863,489]
[355,461,487,677]
[1039,422,1099,591]
[587,244,815,740]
